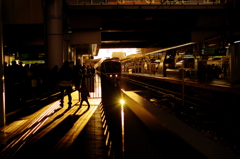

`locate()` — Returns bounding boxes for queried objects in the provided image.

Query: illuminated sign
[38,53,45,59]
[201,48,226,56]
[21,60,45,64]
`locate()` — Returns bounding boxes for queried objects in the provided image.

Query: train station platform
[0,75,108,158]
[121,72,240,94]
[1,73,240,159]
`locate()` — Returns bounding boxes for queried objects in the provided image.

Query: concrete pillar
[0,0,6,127]
[229,42,240,83]
[68,45,72,62]
[138,61,140,73]
[68,45,72,63]
[194,58,198,77]
[73,46,76,66]
[63,32,72,63]
[75,47,81,65]
[194,43,199,77]
[46,0,63,70]
[63,39,68,62]
[133,61,136,73]
[149,62,151,75]
[80,55,83,66]
[156,52,166,77]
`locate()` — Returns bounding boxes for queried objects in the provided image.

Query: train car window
[104,62,121,73]
[101,60,121,73]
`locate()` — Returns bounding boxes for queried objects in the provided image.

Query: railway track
[121,76,240,156]
[121,76,221,112]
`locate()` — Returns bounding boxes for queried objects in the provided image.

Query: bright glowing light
[110,74,112,77]
[115,74,118,77]
[234,40,240,44]
[121,89,125,92]
[94,48,140,59]
[120,99,125,105]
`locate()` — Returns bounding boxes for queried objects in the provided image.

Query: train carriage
[99,58,121,86]
[100,58,121,75]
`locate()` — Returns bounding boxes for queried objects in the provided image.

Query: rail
[121,90,239,159]
[121,75,221,112]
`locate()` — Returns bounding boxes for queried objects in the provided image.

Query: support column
[63,39,68,62]
[137,61,140,73]
[46,0,63,70]
[72,46,82,66]
[0,0,6,127]
[156,52,166,77]
[63,31,72,63]
[73,46,76,66]
[230,42,240,83]
[133,61,136,73]
[80,55,83,66]
[194,58,198,77]
[68,45,73,62]
[68,45,72,62]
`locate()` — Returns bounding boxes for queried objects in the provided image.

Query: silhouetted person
[72,64,81,91]
[8,61,25,109]
[79,83,90,109]
[58,61,73,109]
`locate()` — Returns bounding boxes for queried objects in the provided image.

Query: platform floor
[1,72,240,158]
[0,75,108,158]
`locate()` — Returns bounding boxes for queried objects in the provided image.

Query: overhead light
[234,40,240,44]
[208,43,216,46]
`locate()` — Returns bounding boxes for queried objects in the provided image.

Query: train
[100,58,121,73]
[97,58,122,83]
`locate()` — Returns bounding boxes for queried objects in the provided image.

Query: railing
[100,74,239,158]
[66,0,229,5]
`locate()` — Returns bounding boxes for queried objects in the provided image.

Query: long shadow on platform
[11,108,89,158]
[56,108,108,159]
[6,91,61,124]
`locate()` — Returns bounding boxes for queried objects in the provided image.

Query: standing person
[58,61,73,109]
[72,64,81,91]
[79,83,90,109]
[50,65,59,91]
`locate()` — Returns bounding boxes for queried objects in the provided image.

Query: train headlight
[115,74,118,77]
[120,99,125,105]
[110,74,112,77]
